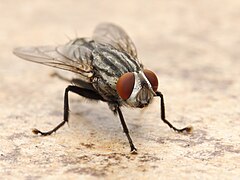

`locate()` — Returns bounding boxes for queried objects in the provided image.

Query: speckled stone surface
[0,0,240,179]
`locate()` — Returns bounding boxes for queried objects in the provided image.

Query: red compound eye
[143,69,158,92]
[116,72,135,100]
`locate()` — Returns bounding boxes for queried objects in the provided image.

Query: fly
[13,23,192,153]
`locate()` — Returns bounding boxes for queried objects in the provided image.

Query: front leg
[115,106,137,153]
[155,91,192,133]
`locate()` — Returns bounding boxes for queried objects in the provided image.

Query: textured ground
[0,0,240,179]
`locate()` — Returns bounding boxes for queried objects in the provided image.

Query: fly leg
[32,85,75,135]
[33,85,104,136]
[115,106,137,153]
[155,91,192,133]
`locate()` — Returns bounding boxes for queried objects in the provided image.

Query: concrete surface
[0,0,240,179]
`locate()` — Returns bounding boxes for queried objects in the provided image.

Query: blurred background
[0,0,239,179]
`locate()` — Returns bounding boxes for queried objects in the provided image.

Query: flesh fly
[13,23,192,153]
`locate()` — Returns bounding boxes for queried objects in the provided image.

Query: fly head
[116,69,158,108]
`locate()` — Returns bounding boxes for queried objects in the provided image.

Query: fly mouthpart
[136,86,154,107]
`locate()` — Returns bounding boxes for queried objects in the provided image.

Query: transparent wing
[93,23,138,59]
[13,40,94,81]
